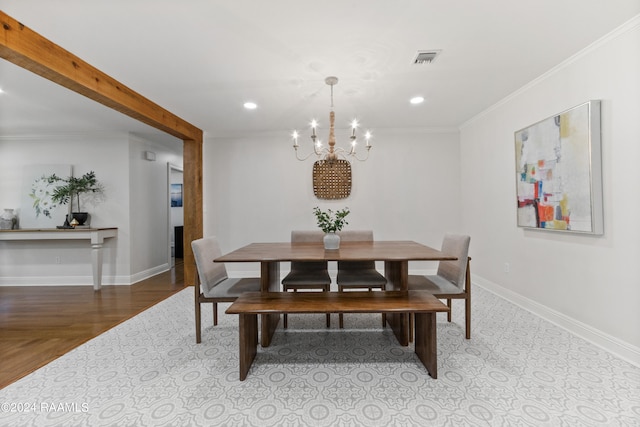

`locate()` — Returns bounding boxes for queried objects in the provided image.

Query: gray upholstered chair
[408,234,472,339]
[336,230,387,328]
[192,236,261,343]
[281,230,332,328]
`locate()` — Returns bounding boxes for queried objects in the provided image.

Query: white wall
[0,133,131,284]
[459,17,640,363]
[204,128,462,276]
[128,135,183,282]
[0,132,183,285]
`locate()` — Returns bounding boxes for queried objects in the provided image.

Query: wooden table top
[215,240,457,263]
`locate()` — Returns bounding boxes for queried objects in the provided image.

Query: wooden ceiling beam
[0,10,202,142]
[0,10,203,285]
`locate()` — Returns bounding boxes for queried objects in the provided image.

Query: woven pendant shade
[312,159,352,199]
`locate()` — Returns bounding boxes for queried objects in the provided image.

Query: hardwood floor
[0,260,186,389]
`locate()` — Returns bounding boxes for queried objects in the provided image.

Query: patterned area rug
[1,286,638,426]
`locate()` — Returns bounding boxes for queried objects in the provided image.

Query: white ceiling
[1,1,639,140]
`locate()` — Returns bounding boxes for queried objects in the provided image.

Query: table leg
[91,243,104,291]
[414,312,437,379]
[239,313,258,381]
[385,260,409,345]
[260,261,280,347]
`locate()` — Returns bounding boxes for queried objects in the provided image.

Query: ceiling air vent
[413,50,441,64]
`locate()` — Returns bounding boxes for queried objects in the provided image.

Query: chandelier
[292,76,372,162]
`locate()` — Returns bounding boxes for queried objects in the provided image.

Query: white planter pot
[0,208,17,230]
[323,232,340,250]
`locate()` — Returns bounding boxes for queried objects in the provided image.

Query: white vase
[323,232,340,250]
[0,208,17,230]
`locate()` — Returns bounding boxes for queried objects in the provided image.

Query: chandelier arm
[294,147,322,161]
[348,146,372,162]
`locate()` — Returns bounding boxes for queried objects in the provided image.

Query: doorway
[168,163,184,268]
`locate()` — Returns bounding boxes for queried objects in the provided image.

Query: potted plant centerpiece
[38,171,104,227]
[313,206,350,250]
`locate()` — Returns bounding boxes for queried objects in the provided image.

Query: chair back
[291,230,325,243]
[290,230,327,271]
[191,236,229,295]
[337,230,374,242]
[337,230,375,270]
[437,234,470,289]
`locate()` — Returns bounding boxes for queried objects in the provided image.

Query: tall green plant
[313,206,350,233]
[44,171,103,213]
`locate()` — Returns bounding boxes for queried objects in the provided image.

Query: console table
[0,227,118,290]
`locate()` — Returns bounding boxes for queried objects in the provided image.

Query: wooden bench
[225,290,450,380]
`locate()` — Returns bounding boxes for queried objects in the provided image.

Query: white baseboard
[0,264,170,287]
[0,275,130,286]
[474,275,640,368]
[129,263,171,284]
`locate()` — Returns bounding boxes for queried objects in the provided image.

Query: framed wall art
[21,164,72,228]
[514,100,603,234]
[170,183,183,207]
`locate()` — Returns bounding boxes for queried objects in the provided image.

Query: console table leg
[91,243,104,291]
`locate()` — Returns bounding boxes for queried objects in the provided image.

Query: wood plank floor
[0,260,185,389]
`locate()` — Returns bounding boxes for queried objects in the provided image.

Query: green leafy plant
[313,206,350,233]
[32,171,104,217]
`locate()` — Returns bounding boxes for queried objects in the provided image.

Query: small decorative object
[35,171,105,226]
[0,208,18,230]
[313,206,350,250]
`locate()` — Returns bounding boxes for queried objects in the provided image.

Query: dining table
[215,240,457,347]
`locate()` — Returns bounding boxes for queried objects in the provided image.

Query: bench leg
[414,312,438,379]
[388,312,410,346]
[261,313,280,347]
[239,313,258,381]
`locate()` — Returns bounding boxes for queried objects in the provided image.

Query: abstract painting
[514,100,603,234]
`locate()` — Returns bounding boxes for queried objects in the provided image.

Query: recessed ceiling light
[410,96,424,105]
[243,101,257,110]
